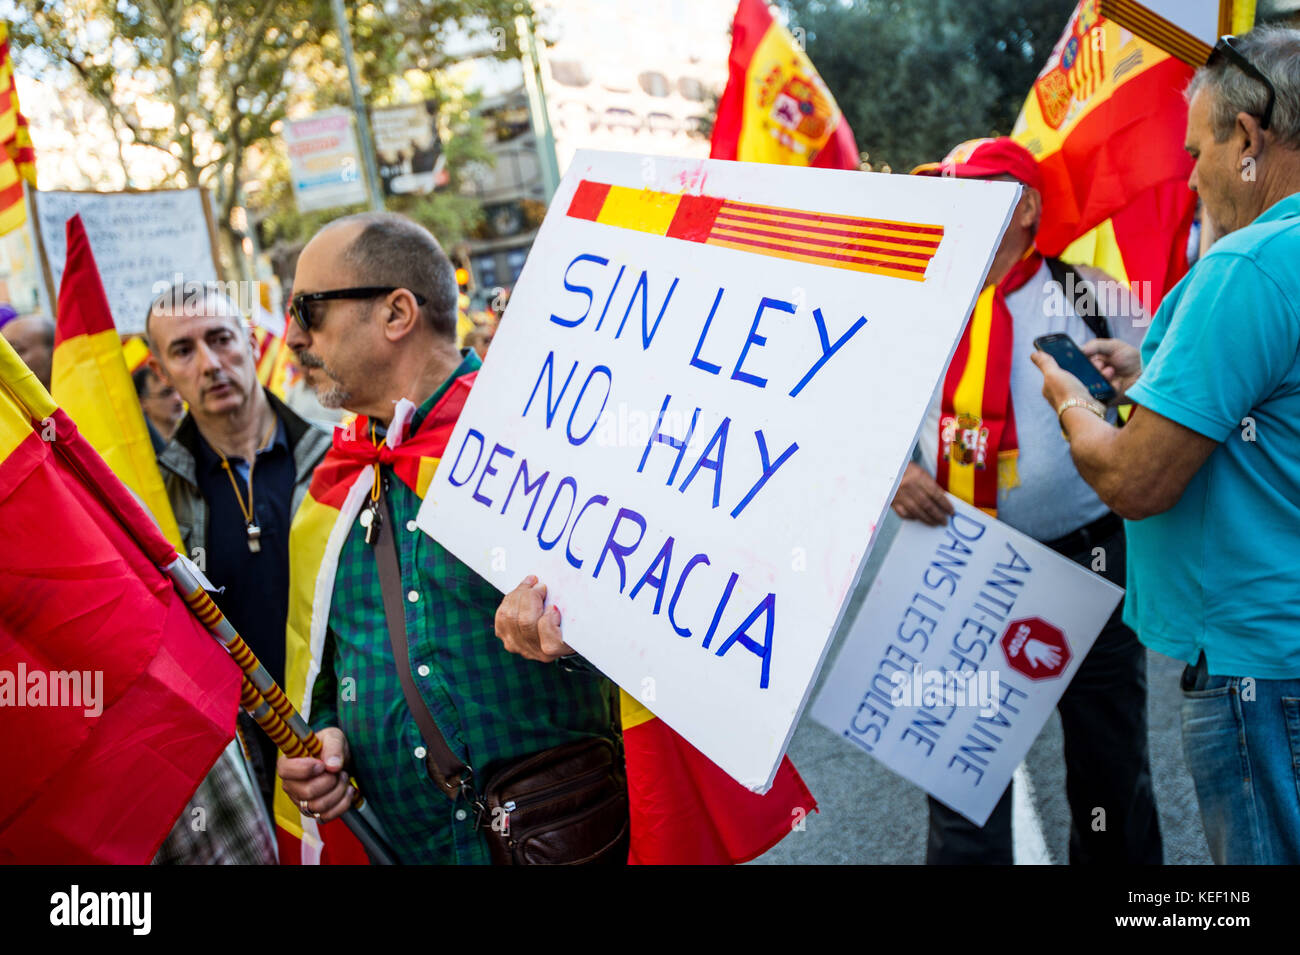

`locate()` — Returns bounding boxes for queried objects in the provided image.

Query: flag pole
[165,556,399,865]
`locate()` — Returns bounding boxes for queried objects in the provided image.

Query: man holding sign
[897,138,1161,865]
[277,212,617,865]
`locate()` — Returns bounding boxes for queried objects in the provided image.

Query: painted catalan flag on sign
[711,0,859,170]
[0,23,36,237]
[1012,0,1199,313]
[567,179,943,283]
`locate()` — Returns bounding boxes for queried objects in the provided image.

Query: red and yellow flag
[50,215,183,548]
[620,694,815,864]
[0,334,239,863]
[252,326,296,400]
[711,0,859,170]
[567,178,943,283]
[1013,0,1197,312]
[0,23,36,236]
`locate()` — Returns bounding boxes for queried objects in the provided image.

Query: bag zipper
[500,764,612,829]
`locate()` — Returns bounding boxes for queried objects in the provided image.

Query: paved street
[753,512,1212,865]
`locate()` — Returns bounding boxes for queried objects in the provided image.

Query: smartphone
[1033,333,1116,403]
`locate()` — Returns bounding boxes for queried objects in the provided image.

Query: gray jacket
[157,389,332,555]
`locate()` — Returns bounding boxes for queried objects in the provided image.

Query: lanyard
[216,416,277,553]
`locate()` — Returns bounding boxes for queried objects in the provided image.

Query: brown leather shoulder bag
[370,479,628,865]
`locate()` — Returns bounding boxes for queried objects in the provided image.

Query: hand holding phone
[1033,333,1117,403]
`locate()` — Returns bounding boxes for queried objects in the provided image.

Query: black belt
[1043,510,1123,556]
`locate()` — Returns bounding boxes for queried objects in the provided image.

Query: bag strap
[1046,256,1112,340]
[371,476,475,803]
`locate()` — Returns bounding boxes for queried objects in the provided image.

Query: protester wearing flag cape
[274,212,616,865]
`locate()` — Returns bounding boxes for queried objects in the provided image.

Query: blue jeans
[1181,662,1300,864]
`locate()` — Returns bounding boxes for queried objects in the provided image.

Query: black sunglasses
[289,286,428,333]
[1206,35,1276,131]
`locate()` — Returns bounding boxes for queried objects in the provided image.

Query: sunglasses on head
[289,286,428,333]
[1206,35,1276,131]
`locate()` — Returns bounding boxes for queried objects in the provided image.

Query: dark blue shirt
[194,415,295,687]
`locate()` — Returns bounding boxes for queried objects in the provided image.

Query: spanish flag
[1012,0,1198,312]
[0,22,36,236]
[50,215,183,549]
[0,333,239,863]
[711,0,859,170]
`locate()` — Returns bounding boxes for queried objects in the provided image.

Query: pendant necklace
[217,417,276,553]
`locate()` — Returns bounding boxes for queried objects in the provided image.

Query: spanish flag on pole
[0,333,239,863]
[0,22,36,236]
[50,215,183,549]
[1011,0,1199,312]
[711,0,859,170]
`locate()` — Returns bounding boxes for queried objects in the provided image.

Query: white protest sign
[418,149,1020,791]
[812,496,1122,824]
[32,188,220,335]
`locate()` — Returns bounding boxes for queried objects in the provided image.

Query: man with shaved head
[278,213,616,865]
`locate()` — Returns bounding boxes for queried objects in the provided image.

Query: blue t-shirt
[1124,193,1300,678]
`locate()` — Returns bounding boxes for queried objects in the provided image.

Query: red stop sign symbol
[1000,617,1071,680]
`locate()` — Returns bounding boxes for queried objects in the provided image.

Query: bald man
[277,212,617,865]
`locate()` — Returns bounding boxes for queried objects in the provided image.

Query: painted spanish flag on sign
[711,0,859,170]
[1012,0,1199,312]
[567,179,943,282]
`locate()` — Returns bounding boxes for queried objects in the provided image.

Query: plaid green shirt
[312,354,614,865]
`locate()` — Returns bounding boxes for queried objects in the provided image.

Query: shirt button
[414,745,427,760]
[455,808,468,821]
[407,590,420,603]
[406,519,418,532]
[417,664,430,677]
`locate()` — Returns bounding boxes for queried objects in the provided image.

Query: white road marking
[1012,762,1053,865]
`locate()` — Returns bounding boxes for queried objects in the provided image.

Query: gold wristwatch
[1056,397,1106,438]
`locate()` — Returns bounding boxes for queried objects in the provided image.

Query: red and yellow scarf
[937,250,1041,515]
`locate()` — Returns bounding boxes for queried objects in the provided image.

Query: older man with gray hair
[1033,25,1300,864]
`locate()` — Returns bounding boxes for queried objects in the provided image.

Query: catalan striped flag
[711,0,859,170]
[0,332,239,863]
[567,179,943,283]
[0,23,35,236]
[252,326,295,400]
[50,215,183,549]
[1012,0,1198,312]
